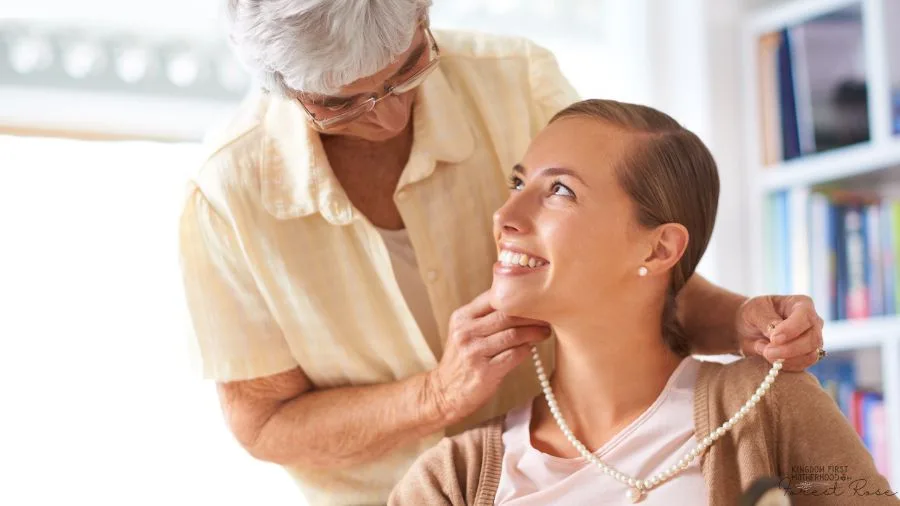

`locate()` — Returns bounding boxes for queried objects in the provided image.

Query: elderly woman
[178,1,827,504]
[388,100,897,505]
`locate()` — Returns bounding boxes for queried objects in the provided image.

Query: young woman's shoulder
[699,356,830,415]
[388,416,505,506]
[699,357,898,504]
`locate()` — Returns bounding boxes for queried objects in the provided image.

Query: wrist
[417,371,456,430]
[734,296,752,354]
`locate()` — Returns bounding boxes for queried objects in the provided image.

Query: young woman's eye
[508,175,525,191]
[551,181,575,198]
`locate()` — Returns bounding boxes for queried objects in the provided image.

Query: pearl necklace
[530,346,783,503]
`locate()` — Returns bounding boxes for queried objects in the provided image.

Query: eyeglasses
[297,24,440,129]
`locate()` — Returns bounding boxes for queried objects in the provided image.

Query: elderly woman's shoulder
[432,28,554,62]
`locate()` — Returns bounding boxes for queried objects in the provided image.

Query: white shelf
[823,316,900,351]
[747,0,862,35]
[758,140,900,191]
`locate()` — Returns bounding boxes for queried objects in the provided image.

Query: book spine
[865,204,884,317]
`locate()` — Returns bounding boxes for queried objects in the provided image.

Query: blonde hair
[550,99,720,356]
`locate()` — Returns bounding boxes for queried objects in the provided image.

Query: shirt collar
[260,65,475,224]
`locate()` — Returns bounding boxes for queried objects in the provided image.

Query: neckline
[521,356,698,463]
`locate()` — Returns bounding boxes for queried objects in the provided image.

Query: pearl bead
[626,488,642,503]
[527,345,778,503]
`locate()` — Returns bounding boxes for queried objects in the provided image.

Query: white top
[495,357,709,506]
[377,227,443,359]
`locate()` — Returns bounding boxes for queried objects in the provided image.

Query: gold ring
[815,348,827,362]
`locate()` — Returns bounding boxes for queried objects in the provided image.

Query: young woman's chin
[489,279,544,320]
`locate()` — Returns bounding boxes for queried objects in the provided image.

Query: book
[893,89,900,135]
[791,192,899,321]
[758,7,871,162]
[809,356,888,468]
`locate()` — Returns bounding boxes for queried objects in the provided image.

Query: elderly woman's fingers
[762,327,820,363]
[768,296,819,345]
[775,349,820,372]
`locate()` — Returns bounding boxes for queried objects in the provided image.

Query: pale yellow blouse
[178,29,579,506]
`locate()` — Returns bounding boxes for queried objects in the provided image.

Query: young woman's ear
[640,223,689,275]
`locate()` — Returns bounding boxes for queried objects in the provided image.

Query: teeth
[498,249,546,268]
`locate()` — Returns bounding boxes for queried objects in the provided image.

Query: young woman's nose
[493,194,532,237]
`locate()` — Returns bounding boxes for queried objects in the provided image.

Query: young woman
[388,99,897,505]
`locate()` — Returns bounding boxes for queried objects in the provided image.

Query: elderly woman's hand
[736,294,825,372]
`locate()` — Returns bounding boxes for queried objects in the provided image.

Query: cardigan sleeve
[388,425,493,506]
[770,369,899,504]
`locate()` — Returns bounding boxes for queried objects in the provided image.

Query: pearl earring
[638,266,649,277]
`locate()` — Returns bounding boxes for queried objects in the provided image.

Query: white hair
[226,0,432,96]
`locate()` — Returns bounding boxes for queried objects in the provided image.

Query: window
[0,134,302,505]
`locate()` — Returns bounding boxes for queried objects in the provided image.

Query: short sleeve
[527,42,581,136]
[178,187,298,382]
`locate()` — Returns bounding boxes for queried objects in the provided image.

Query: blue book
[884,201,897,315]
[860,392,884,453]
[865,204,884,316]
[808,356,856,418]
[844,205,868,319]
[777,30,802,160]
[893,90,900,135]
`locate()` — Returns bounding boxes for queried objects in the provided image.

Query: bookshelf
[742,0,900,490]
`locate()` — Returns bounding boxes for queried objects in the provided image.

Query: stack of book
[757,7,870,165]
[765,191,900,321]
[808,356,891,477]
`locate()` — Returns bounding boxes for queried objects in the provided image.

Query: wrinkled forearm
[677,274,747,355]
[247,372,447,470]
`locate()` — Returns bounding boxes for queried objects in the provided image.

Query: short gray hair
[226,0,432,96]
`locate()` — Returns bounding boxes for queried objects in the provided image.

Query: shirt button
[426,269,439,283]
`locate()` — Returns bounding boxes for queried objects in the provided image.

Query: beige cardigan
[389,357,898,505]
